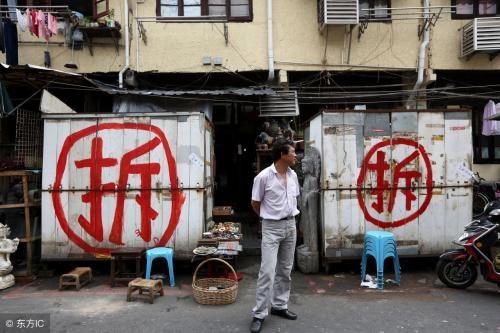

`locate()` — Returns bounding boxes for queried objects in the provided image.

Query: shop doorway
[213,103,261,248]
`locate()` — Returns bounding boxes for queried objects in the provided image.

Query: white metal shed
[306,110,473,266]
[41,112,213,259]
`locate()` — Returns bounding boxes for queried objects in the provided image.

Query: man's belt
[278,216,294,221]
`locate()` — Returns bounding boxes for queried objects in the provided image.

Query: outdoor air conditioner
[461,17,500,58]
[319,0,359,25]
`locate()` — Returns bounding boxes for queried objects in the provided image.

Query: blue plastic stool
[145,247,175,287]
[360,231,400,289]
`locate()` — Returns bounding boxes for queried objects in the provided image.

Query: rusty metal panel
[364,113,391,137]
[392,112,418,134]
[41,113,213,259]
[323,112,364,126]
[308,113,323,159]
[389,113,419,254]
[417,112,446,254]
[322,123,359,189]
[444,114,473,243]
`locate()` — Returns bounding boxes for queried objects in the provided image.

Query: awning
[0,63,94,89]
[92,80,275,97]
[0,64,97,116]
[93,81,300,117]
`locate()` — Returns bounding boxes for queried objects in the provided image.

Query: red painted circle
[52,123,185,255]
[356,138,433,228]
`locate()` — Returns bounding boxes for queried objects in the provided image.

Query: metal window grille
[14,109,43,169]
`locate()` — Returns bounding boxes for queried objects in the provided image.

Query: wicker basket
[192,258,238,305]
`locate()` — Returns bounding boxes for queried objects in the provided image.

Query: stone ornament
[296,147,321,274]
[0,223,19,290]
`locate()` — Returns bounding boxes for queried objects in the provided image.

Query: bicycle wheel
[472,192,490,218]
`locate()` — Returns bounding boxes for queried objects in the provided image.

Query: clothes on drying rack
[0,5,70,42]
[30,8,38,37]
[3,20,18,65]
[482,100,500,136]
[47,13,57,34]
[6,0,16,22]
[0,18,4,54]
[15,9,27,31]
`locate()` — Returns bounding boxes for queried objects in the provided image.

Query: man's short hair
[272,138,294,162]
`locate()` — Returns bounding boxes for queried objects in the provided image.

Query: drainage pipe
[267,0,275,81]
[407,0,430,108]
[119,0,130,88]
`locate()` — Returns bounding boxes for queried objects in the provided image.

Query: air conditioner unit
[319,0,359,25]
[461,17,500,58]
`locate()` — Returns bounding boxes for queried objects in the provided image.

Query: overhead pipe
[407,0,430,108]
[267,0,274,81]
[119,0,130,88]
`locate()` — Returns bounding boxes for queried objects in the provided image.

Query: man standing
[250,139,300,333]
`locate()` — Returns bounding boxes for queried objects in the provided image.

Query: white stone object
[0,223,20,290]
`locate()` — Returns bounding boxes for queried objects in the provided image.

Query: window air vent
[461,17,500,58]
[319,0,359,25]
[259,90,299,117]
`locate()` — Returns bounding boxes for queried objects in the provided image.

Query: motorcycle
[437,201,500,289]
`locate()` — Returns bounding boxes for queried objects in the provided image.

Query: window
[156,0,252,21]
[24,0,109,19]
[359,0,391,20]
[473,108,500,163]
[452,0,499,19]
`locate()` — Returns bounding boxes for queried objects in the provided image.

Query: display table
[191,240,242,280]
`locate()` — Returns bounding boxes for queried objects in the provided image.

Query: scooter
[437,201,500,289]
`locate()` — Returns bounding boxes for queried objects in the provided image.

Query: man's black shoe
[250,317,264,333]
[270,308,298,320]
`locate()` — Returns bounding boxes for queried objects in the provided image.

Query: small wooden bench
[59,267,93,291]
[127,278,164,304]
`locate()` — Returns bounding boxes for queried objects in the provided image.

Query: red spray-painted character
[52,123,185,255]
[74,137,161,245]
[356,138,433,228]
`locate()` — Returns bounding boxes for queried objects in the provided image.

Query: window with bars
[156,0,252,21]
[452,0,499,19]
[21,0,109,19]
[473,107,500,163]
[359,0,391,20]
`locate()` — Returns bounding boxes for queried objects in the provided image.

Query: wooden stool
[127,278,164,304]
[59,267,93,291]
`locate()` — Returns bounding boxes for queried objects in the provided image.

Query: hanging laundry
[26,9,31,32]
[482,100,500,136]
[30,9,38,37]
[7,0,16,22]
[37,10,49,41]
[0,20,4,53]
[47,13,57,35]
[4,20,18,65]
[16,9,28,32]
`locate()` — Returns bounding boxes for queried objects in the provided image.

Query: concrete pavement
[0,256,499,333]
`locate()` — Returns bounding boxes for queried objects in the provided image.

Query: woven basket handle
[192,258,238,284]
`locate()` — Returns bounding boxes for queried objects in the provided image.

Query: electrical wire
[43,79,500,100]
[12,73,500,108]
[212,23,255,70]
